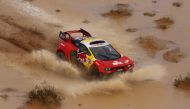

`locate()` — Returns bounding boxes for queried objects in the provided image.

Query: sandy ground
[0,0,190,109]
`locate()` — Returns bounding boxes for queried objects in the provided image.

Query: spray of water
[23,49,166,96]
[119,65,166,81]
[63,79,129,97]
[23,50,80,78]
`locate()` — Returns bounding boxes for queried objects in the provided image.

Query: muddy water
[0,0,190,109]
[32,0,190,109]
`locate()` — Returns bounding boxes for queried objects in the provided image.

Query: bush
[143,12,156,17]
[102,3,133,18]
[163,48,183,63]
[136,36,168,56]
[155,17,174,30]
[27,86,63,107]
[173,2,182,7]
[174,73,190,90]
[126,28,138,32]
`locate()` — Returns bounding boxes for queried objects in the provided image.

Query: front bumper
[99,64,134,74]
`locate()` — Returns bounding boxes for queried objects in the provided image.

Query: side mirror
[59,32,71,41]
[59,31,65,40]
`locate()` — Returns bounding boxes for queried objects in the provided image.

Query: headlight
[105,68,111,71]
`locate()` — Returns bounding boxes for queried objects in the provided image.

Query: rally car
[56,29,134,77]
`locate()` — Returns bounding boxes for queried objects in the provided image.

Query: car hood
[94,56,133,68]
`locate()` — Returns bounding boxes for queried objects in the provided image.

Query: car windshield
[90,44,121,60]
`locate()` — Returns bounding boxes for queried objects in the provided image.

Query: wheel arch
[91,62,100,72]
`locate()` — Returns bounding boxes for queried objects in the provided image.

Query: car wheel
[56,51,66,60]
[70,51,78,64]
[90,65,101,78]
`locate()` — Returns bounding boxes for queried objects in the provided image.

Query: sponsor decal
[61,43,65,46]
[125,60,129,63]
[86,58,91,64]
[112,61,123,65]
[78,58,85,63]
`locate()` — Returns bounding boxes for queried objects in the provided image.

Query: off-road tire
[70,51,78,64]
[56,51,66,60]
[89,65,101,78]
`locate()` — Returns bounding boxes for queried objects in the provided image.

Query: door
[77,44,94,69]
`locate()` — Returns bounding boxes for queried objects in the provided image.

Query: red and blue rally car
[56,29,134,77]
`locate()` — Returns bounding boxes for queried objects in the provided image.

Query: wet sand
[0,0,190,109]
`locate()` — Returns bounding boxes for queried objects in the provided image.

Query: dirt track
[0,0,190,109]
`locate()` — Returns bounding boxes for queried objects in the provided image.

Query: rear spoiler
[59,28,92,40]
